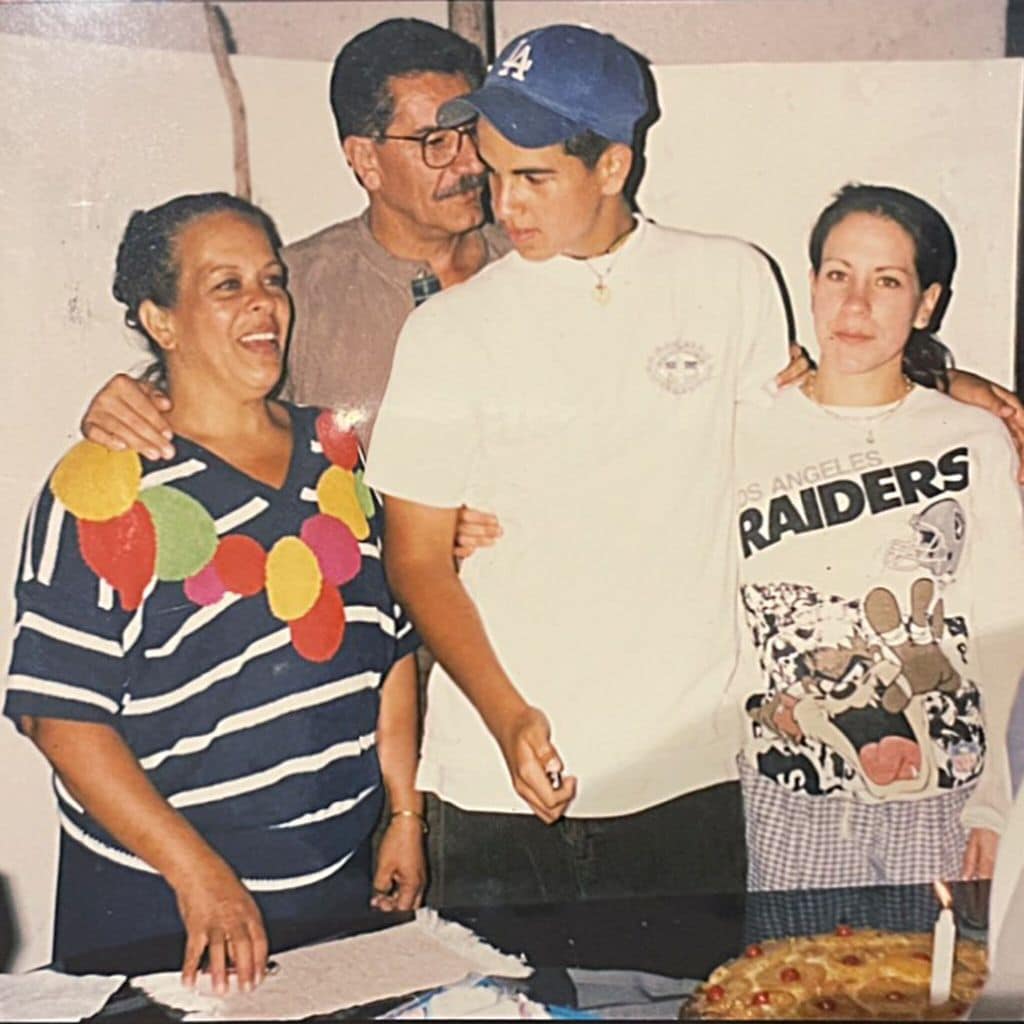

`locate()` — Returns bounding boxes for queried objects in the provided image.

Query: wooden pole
[448,0,493,64]
[203,3,252,200]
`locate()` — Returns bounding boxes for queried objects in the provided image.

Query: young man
[365,23,1024,907]
[365,23,791,905]
[80,18,509,454]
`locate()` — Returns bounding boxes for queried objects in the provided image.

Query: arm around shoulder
[80,372,175,461]
[947,369,1024,482]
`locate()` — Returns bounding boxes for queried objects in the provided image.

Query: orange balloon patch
[213,534,267,597]
[316,467,370,540]
[265,536,323,621]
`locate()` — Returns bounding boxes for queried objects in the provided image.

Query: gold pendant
[593,280,611,305]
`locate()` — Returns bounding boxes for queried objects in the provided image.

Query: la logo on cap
[436,24,647,149]
[498,40,534,82]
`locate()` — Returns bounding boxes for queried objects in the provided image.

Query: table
[67,880,988,1020]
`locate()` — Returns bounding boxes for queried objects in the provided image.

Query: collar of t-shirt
[544,213,646,277]
[353,206,506,306]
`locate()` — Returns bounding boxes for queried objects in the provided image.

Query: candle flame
[933,880,953,909]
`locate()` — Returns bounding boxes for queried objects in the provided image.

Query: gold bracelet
[389,809,429,834]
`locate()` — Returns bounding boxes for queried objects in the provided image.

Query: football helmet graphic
[885,498,966,578]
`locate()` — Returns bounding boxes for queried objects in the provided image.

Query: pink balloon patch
[300,513,361,586]
[184,560,226,606]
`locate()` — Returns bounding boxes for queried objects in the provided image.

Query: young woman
[4,193,425,989]
[733,184,1024,890]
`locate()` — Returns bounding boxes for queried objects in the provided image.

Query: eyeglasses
[373,123,477,169]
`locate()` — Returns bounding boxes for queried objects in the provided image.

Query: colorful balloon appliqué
[51,421,371,663]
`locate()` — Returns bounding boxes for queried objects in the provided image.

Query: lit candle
[929,880,955,1005]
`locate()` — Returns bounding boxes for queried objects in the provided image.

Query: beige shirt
[281,208,510,448]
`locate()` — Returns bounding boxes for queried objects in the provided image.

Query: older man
[81,18,509,454]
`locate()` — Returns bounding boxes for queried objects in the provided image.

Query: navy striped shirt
[5,404,417,893]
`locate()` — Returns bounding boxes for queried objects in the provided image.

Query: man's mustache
[436,173,488,200]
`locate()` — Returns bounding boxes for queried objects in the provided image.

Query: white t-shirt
[366,218,787,815]
[731,385,1024,830]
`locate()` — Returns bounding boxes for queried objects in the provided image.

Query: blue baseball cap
[438,24,647,148]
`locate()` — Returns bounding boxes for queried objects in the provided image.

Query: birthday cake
[683,926,987,1020]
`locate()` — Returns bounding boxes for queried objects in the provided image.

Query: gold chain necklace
[803,371,915,445]
[584,220,637,305]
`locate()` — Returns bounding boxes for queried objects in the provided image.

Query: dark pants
[426,782,746,907]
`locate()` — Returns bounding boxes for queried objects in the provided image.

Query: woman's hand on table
[961,826,1000,881]
[370,813,428,912]
[22,718,269,995]
[176,854,269,995]
[80,372,176,461]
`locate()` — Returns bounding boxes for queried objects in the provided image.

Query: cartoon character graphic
[886,497,966,578]
[948,740,982,781]
[743,578,965,799]
[863,578,961,713]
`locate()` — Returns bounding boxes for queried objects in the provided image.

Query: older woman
[4,193,424,991]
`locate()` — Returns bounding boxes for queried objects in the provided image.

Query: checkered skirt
[739,755,972,892]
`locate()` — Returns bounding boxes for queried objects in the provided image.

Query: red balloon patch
[315,411,360,470]
[213,534,267,597]
[290,582,346,663]
[78,501,156,611]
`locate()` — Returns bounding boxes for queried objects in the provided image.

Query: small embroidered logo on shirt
[646,340,711,395]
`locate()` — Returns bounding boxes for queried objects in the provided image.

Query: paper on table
[0,969,125,1022]
[131,908,532,1021]
[384,977,553,1019]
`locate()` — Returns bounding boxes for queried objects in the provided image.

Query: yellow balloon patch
[316,467,370,540]
[265,536,323,621]
[51,442,142,522]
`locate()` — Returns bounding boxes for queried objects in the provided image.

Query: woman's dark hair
[809,183,958,392]
[112,192,282,385]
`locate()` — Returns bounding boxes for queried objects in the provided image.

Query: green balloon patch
[139,485,219,581]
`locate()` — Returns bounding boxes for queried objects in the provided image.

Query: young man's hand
[454,505,502,559]
[774,342,814,390]
[495,705,576,824]
[947,370,1024,482]
[961,826,999,881]
[81,373,175,461]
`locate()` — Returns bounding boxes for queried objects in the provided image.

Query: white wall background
[639,60,1023,382]
[1,20,1021,970]
[0,0,1005,64]
[497,0,1007,63]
